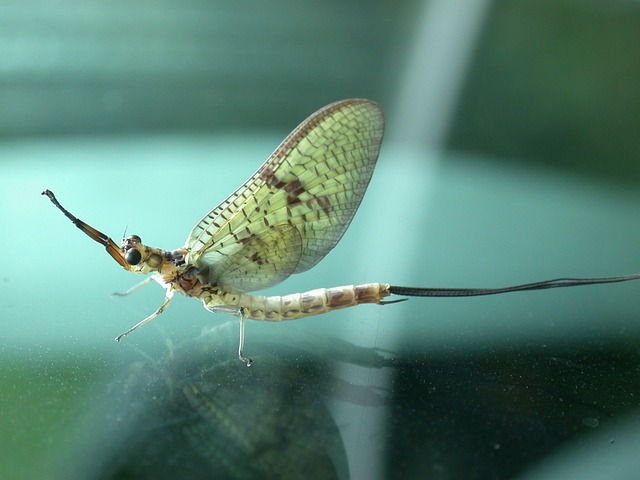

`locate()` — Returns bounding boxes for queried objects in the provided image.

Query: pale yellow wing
[185,98,384,292]
[197,224,302,293]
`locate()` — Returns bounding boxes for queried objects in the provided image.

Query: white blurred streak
[389,0,492,148]
[331,1,492,479]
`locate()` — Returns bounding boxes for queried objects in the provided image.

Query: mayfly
[43,99,640,365]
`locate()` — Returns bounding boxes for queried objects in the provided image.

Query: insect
[43,99,640,365]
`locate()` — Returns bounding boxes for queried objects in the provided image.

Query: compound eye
[126,235,142,245]
[125,248,142,265]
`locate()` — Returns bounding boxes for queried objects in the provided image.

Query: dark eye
[125,248,142,265]
[125,235,142,245]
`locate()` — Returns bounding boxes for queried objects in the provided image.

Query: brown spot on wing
[284,178,306,205]
[316,196,331,215]
[260,165,287,189]
[259,165,275,182]
[249,251,268,266]
[239,233,257,245]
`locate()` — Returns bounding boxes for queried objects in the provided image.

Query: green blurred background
[1,1,640,479]
[3,0,640,182]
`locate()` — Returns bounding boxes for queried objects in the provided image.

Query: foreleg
[115,290,174,341]
[111,277,154,297]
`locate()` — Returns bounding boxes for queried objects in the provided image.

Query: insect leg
[206,305,253,367]
[111,277,154,297]
[115,290,174,342]
[237,313,252,367]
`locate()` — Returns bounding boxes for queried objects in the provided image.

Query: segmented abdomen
[206,283,392,321]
